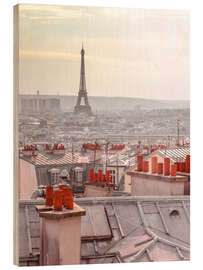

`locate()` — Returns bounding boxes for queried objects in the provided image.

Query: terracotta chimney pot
[143,161,149,172]
[137,156,143,171]
[89,169,94,182]
[185,155,190,173]
[157,163,163,174]
[164,158,170,176]
[53,190,63,211]
[45,186,53,206]
[171,164,177,176]
[151,156,158,174]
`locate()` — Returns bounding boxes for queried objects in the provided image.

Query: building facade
[20,92,61,114]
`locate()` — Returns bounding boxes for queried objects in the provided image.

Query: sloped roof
[147,146,190,163]
[18,196,190,265]
[20,152,89,187]
[101,153,136,167]
[21,152,89,167]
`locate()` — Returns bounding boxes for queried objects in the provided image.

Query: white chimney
[36,203,85,265]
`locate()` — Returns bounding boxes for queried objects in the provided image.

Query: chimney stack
[36,203,85,266]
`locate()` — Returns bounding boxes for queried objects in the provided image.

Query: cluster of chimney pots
[89,169,112,183]
[82,143,101,150]
[111,144,125,150]
[45,185,73,211]
[137,155,190,176]
[24,145,38,151]
[45,143,65,151]
[82,143,125,151]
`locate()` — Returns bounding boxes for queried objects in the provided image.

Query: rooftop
[19,195,190,265]
[20,151,89,167]
[148,146,190,163]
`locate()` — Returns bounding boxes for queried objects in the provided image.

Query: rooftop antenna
[177,120,180,146]
[93,139,98,170]
[105,140,110,174]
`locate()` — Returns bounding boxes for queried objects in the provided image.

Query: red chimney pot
[171,164,177,176]
[45,186,53,206]
[157,163,163,174]
[137,156,143,171]
[164,158,170,176]
[54,190,63,211]
[143,161,149,172]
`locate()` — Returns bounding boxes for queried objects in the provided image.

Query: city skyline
[19,4,189,100]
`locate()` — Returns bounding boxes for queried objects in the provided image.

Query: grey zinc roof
[18,196,190,265]
[148,146,190,163]
[21,152,89,167]
[20,151,90,188]
[102,153,136,167]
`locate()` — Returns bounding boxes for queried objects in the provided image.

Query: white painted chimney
[36,203,85,266]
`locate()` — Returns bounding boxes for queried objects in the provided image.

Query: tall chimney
[36,204,85,266]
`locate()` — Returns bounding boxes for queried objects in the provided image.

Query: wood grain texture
[13,4,19,266]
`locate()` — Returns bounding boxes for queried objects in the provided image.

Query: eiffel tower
[73,45,93,115]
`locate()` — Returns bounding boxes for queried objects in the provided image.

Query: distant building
[20,91,61,114]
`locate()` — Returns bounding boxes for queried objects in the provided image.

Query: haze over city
[19,4,189,100]
[15,4,191,267]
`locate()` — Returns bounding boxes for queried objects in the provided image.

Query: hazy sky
[19,4,189,100]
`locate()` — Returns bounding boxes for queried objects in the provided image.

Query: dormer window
[48,168,60,185]
[74,167,83,186]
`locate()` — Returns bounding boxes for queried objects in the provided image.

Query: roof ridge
[146,227,189,251]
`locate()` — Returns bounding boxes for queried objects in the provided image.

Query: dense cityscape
[16,5,190,267]
[18,94,190,149]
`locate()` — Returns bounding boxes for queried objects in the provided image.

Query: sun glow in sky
[19,4,189,100]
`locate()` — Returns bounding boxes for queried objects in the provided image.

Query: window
[51,173,59,185]
[110,170,116,184]
[76,171,83,186]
